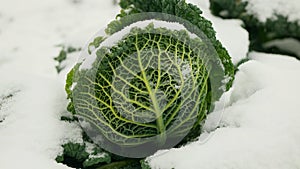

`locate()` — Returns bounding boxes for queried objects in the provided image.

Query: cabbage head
[65,11,234,158]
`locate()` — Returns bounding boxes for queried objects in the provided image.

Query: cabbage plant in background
[57,0,235,168]
[209,0,300,59]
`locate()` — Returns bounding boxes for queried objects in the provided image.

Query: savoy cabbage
[61,0,235,168]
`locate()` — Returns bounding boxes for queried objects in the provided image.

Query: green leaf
[57,142,112,168]
[95,159,142,169]
[54,46,81,73]
[54,50,67,63]
[62,143,89,162]
[65,63,80,99]
[56,142,89,168]
[141,160,151,169]
[88,36,106,54]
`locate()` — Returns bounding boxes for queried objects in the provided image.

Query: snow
[100,20,198,48]
[179,60,192,80]
[0,0,119,169]
[188,0,250,64]
[80,19,199,70]
[244,0,300,22]
[88,153,106,159]
[263,38,300,59]
[0,74,82,169]
[1,0,300,169]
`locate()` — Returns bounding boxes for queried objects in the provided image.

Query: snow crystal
[174,85,180,89]
[70,82,77,91]
[181,63,192,80]
[85,142,96,154]
[88,153,106,159]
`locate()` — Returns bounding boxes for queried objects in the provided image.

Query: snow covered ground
[244,0,300,22]
[0,0,119,169]
[0,0,299,169]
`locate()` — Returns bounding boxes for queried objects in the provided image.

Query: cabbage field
[0,0,299,169]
